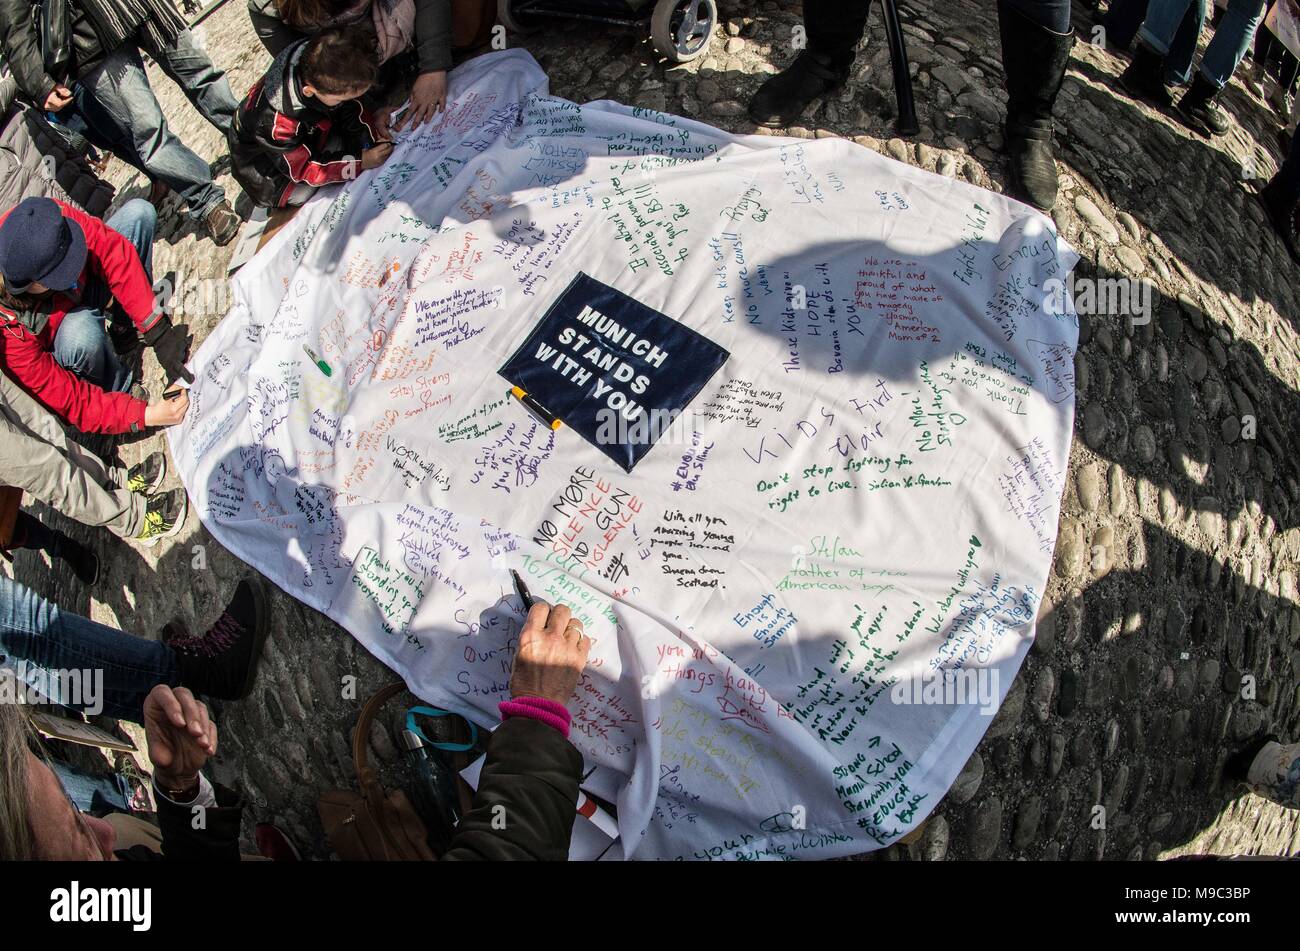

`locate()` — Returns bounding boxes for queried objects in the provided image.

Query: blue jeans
[78,40,227,220]
[1141,0,1208,83]
[52,199,156,394]
[48,759,131,814]
[138,29,239,136]
[1199,0,1267,88]
[0,575,180,723]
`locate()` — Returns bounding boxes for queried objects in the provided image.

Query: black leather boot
[998,2,1075,211]
[1177,72,1230,136]
[1119,42,1175,109]
[747,50,852,128]
[1258,177,1300,263]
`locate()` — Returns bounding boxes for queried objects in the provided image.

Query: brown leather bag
[317,682,436,860]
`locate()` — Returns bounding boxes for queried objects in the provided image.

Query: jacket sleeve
[0,0,58,105]
[155,781,245,861]
[269,112,361,187]
[441,717,583,861]
[247,0,303,59]
[0,322,148,434]
[61,202,161,335]
[413,0,453,73]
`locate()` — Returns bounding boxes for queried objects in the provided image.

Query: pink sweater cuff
[499,696,571,738]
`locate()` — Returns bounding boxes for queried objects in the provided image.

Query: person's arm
[271,112,363,186]
[246,0,303,59]
[60,203,159,334]
[413,0,453,73]
[0,322,148,433]
[442,600,592,861]
[144,685,245,861]
[153,775,245,861]
[0,0,59,106]
[441,716,584,861]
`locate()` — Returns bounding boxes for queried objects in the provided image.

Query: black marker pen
[511,569,535,611]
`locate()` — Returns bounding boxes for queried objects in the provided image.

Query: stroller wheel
[498,0,542,34]
[651,0,717,63]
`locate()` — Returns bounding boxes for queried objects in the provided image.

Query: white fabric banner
[172,50,1079,860]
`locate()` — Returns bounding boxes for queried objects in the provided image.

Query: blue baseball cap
[0,197,87,294]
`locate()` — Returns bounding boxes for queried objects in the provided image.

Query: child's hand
[361,141,394,170]
[395,70,447,130]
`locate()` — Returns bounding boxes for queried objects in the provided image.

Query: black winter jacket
[116,717,583,861]
[0,67,114,215]
[227,37,378,208]
[0,0,118,104]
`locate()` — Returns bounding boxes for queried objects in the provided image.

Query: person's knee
[112,198,158,241]
[53,310,107,376]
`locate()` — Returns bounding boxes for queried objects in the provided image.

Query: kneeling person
[229,26,395,209]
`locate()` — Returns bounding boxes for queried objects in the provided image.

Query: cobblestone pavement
[13,0,1300,860]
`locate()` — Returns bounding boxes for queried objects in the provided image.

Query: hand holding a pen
[509,601,591,705]
[143,387,189,428]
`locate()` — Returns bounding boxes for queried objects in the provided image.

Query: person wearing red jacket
[0,196,192,436]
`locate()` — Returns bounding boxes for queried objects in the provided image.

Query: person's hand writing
[361,141,394,170]
[508,601,591,705]
[143,685,217,796]
[143,389,189,428]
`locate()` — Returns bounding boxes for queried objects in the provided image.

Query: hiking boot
[747,50,850,127]
[164,577,269,700]
[1258,178,1300,263]
[203,201,241,246]
[1177,73,1230,136]
[135,488,189,547]
[126,451,167,496]
[1118,43,1175,110]
[998,1,1075,211]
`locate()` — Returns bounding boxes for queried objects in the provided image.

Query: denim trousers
[77,35,231,220]
[0,574,179,723]
[1140,0,1208,82]
[1198,0,1267,88]
[51,198,156,394]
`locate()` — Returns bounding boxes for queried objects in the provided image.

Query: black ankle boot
[165,577,269,700]
[1119,43,1175,109]
[1177,73,1230,136]
[50,532,100,587]
[747,50,851,128]
[998,2,1075,211]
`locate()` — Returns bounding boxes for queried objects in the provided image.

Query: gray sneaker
[135,488,189,547]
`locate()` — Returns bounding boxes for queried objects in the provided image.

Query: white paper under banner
[172,49,1079,860]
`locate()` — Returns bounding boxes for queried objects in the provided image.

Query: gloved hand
[141,316,194,385]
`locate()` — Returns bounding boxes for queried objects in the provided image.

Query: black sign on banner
[499,272,729,472]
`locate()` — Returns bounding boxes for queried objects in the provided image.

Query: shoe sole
[234,575,271,700]
[138,490,190,548]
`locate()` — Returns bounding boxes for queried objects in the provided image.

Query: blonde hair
[0,688,34,860]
